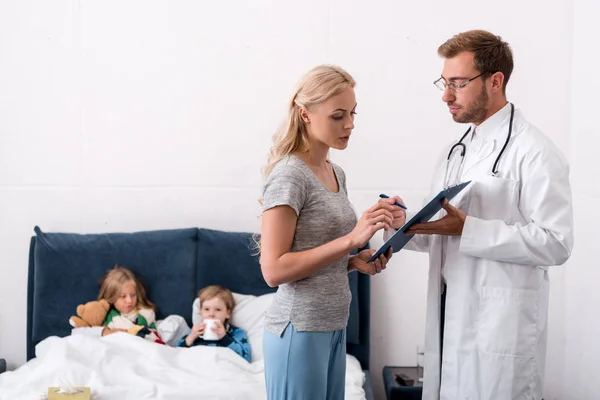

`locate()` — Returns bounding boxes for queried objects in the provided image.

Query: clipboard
[367,181,472,262]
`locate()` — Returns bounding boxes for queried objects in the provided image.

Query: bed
[0,226,375,399]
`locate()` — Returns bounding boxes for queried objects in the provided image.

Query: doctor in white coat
[382,30,574,399]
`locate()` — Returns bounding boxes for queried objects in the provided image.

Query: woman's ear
[299,108,310,123]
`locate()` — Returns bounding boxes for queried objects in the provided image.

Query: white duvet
[0,333,366,400]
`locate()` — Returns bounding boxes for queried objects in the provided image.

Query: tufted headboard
[26,226,371,370]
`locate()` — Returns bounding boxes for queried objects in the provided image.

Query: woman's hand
[379,196,407,230]
[350,247,393,275]
[347,203,395,248]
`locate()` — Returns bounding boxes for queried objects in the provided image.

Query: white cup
[200,319,220,341]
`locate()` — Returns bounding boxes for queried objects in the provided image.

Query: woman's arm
[260,203,394,287]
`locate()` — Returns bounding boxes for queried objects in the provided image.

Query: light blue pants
[263,323,346,400]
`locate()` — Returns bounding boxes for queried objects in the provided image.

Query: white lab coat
[390,103,574,400]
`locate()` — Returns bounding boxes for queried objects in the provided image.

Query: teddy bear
[69,299,110,328]
[107,315,165,344]
[69,300,165,344]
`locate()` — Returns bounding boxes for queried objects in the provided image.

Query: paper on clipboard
[367,180,472,262]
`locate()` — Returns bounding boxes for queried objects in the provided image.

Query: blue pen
[379,194,407,210]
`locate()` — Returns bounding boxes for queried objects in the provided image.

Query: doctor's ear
[489,72,505,94]
[299,108,310,123]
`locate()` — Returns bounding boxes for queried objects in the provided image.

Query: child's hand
[185,323,205,347]
[192,322,206,336]
[101,327,127,337]
[212,320,227,340]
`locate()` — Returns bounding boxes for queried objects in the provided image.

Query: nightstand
[382,366,423,400]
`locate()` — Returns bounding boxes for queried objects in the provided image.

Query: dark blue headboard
[27,226,370,370]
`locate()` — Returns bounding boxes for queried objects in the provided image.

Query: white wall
[0,1,588,399]
[563,0,600,399]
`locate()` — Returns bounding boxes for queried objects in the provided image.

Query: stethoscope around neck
[443,102,515,187]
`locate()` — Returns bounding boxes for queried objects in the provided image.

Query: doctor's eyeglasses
[433,71,486,93]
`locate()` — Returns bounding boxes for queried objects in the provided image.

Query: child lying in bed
[177,285,251,362]
[98,264,165,344]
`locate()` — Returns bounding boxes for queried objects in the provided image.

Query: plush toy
[69,300,165,345]
[108,315,165,345]
[69,299,110,328]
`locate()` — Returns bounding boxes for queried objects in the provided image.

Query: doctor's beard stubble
[449,83,489,124]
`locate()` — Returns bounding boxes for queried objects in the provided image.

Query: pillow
[229,292,275,363]
[156,315,191,347]
[192,297,202,325]
[192,292,275,363]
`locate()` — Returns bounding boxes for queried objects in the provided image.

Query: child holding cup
[177,285,251,362]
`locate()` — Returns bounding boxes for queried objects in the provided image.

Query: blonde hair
[262,64,356,179]
[198,285,235,313]
[98,265,156,312]
[252,65,356,255]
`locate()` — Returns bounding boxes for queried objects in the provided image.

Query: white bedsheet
[0,334,366,400]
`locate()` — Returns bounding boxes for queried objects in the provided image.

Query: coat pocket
[477,286,538,357]
[465,175,519,223]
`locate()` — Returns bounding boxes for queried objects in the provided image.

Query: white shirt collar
[470,102,513,141]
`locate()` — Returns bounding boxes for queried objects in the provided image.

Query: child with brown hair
[98,264,164,344]
[177,285,251,362]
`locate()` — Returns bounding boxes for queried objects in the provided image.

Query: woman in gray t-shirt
[259,65,401,400]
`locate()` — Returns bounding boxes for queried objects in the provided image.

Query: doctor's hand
[378,196,406,230]
[406,199,466,236]
[350,247,393,275]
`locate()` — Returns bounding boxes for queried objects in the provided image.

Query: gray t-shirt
[261,155,358,335]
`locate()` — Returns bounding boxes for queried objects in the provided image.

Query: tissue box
[47,387,90,400]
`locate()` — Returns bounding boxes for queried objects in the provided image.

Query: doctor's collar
[471,102,513,140]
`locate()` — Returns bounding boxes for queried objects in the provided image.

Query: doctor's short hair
[438,30,514,93]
